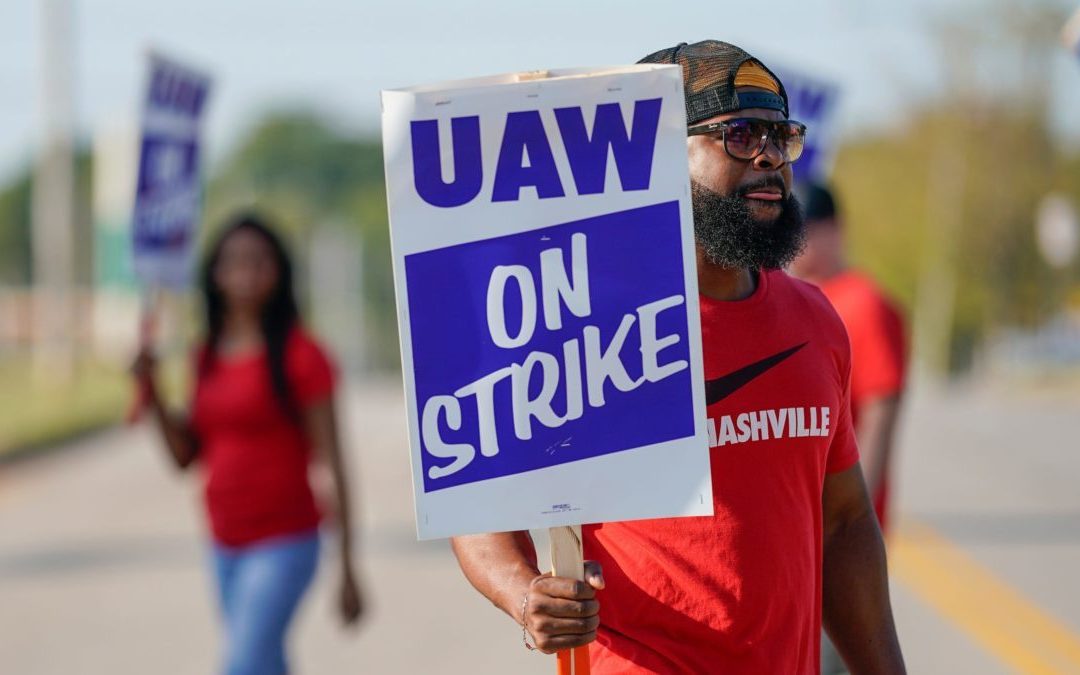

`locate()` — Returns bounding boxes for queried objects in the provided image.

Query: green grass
[0,358,130,458]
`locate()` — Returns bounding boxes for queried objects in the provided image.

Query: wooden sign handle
[549,525,591,675]
[127,287,160,424]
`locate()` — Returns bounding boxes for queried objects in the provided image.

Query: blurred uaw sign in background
[773,65,841,184]
[382,65,712,540]
[131,53,211,288]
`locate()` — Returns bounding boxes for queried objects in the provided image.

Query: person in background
[132,212,363,675]
[789,182,908,675]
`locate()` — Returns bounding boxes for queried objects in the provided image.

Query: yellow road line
[891,520,1080,674]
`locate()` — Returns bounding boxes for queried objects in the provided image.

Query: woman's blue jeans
[211,529,320,675]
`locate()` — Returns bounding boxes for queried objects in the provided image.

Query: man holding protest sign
[450,41,904,674]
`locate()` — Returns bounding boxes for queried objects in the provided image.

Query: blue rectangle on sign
[405,200,696,493]
[133,133,200,250]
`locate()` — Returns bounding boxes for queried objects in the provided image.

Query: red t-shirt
[191,327,336,547]
[817,271,907,531]
[583,269,860,674]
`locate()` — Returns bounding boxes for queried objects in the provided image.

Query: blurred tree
[0,149,93,287]
[0,172,33,285]
[833,0,1080,374]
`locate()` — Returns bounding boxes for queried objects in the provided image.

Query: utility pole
[31,0,76,380]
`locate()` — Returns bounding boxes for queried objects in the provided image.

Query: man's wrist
[498,566,542,621]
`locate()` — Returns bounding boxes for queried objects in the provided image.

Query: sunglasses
[687,118,807,164]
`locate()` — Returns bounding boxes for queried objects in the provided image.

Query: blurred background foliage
[1,104,1078,377]
[0,2,1077,385]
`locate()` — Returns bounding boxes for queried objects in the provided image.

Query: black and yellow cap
[638,40,789,125]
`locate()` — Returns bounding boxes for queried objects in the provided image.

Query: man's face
[687,105,793,218]
[686,101,805,270]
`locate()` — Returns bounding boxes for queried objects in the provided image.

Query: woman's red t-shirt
[190,327,336,547]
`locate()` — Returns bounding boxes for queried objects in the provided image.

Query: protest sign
[127,52,211,423]
[131,53,212,288]
[382,65,712,541]
[774,66,840,183]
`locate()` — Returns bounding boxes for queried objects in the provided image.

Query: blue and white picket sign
[382,65,712,540]
[131,53,212,288]
[774,66,840,184]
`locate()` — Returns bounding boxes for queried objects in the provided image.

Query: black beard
[690,179,806,270]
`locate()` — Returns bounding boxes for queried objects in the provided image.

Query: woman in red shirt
[133,213,362,675]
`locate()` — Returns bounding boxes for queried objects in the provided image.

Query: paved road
[1,380,1078,674]
[889,383,1080,674]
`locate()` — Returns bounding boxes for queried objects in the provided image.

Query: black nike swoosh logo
[705,342,808,406]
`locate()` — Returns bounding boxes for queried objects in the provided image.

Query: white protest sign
[382,65,712,540]
[131,53,212,289]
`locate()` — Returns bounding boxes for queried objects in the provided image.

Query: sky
[2,0,1079,184]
